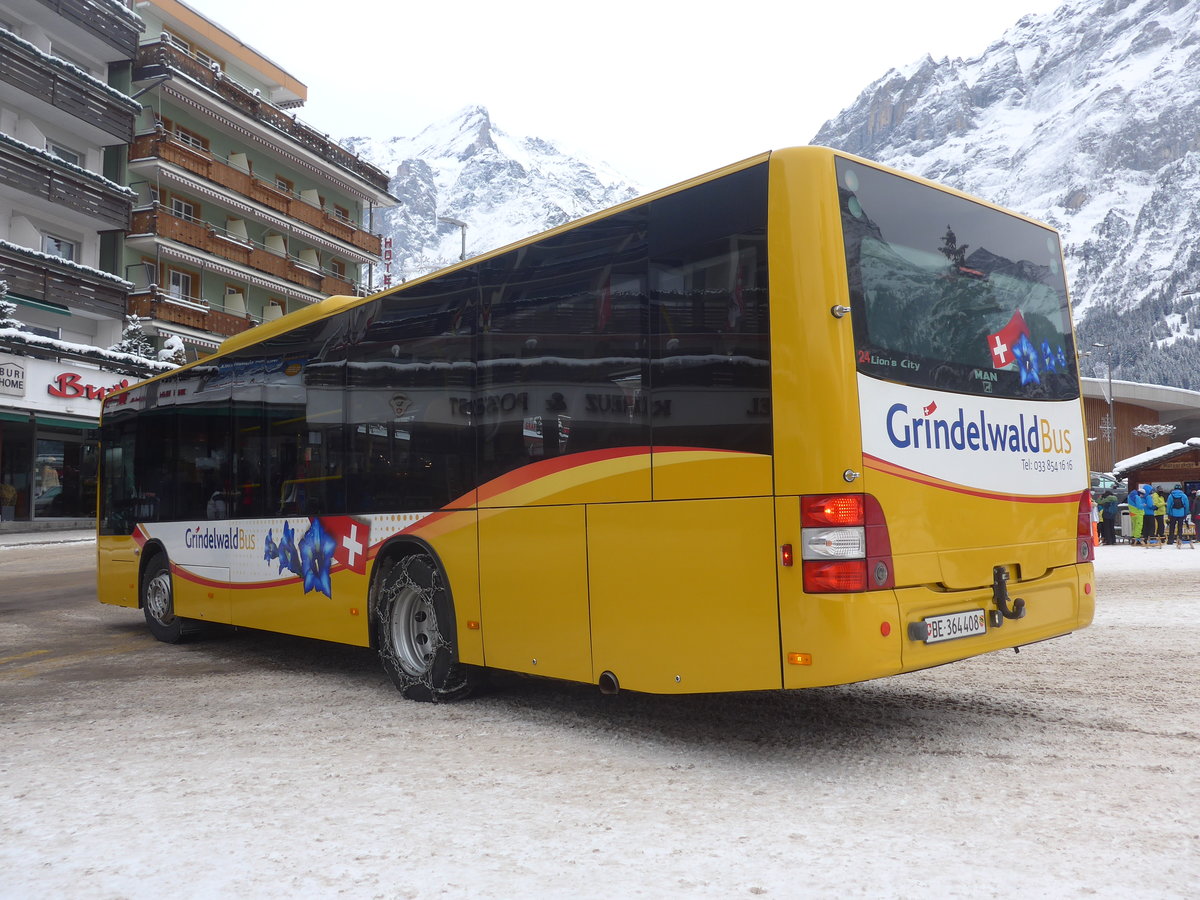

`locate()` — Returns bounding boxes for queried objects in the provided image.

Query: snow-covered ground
[1,542,1196,898]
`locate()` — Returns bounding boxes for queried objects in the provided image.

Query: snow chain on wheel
[375,552,474,702]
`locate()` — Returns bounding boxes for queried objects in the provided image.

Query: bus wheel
[376,552,474,702]
[141,554,196,643]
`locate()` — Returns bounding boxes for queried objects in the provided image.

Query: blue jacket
[1167,489,1190,518]
[1128,491,1147,514]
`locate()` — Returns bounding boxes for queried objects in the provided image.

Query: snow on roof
[0,327,175,374]
[0,240,132,287]
[1113,437,1200,476]
[0,134,136,198]
[0,29,140,109]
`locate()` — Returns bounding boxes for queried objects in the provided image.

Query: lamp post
[1092,342,1115,469]
[437,216,468,262]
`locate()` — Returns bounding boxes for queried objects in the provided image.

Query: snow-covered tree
[0,280,22,329]
[1132,423,1177,439]
[157,333,185,365]
[108,315,155,359]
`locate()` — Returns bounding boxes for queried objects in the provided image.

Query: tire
[375,552,476,702]
[141,553,197,643]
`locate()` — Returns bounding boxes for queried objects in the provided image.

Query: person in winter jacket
[1097,490,1119,546]
[1151,487,1167,542]
[1166,484,1190,546]
[1127,488,1147,545]
[1192,490,1200,541]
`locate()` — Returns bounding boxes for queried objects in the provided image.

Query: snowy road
[1,541,1197,898]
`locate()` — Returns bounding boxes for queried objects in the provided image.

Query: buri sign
[46,370,130,402]
[0,357,25,397]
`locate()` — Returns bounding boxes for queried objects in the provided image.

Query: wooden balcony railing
[127,290,255,339]
[130,132,383,255]
[35,0,142,58]
[135,40,390,194]
[131,207,357,296]
[0,243,127,320]
[0,136,132,229]
[0,29,140,142]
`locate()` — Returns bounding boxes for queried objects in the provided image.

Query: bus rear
[770,149,1094,688]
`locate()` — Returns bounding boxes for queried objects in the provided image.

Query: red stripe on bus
[469,445,755,505]
[863,454,1082,504]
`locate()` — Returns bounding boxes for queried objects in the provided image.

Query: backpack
[1171,493,1185,512]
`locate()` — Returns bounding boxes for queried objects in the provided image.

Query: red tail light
[801,494,894,593]
[1077,489,1095,562]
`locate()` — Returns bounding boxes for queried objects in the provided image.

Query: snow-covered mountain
[341,3,1200,389]
[343,107,641,282]
[813,0,1200,390]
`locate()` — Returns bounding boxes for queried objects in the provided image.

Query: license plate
[920,609,987,644]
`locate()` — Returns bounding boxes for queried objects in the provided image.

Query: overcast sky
[187,0,1067,190]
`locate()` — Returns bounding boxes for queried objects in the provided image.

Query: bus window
[476,206,650,488]
[649,164,771,455]
[839,157,1077,401]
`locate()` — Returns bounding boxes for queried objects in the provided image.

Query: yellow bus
[97,146,1095,701]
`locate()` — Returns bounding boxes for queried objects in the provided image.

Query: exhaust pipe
[598,670,619,695]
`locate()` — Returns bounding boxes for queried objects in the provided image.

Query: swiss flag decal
[321,516,372,575]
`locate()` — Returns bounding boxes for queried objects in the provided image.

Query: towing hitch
[990,565,1026,628]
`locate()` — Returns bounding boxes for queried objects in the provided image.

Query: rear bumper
[896,561,1094,673]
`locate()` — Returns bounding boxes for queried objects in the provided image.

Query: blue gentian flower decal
[276,521,301,576]
[298,518,337,597]
[1041,340,1056,373]
[1012,333,1040,385]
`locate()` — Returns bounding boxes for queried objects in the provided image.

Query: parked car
[1090,471,1128,503]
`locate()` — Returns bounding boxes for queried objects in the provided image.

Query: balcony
[34,0,142,58]
[0,28,140,143]
[129,132,382,255]
[135,39,391,194]
[0,134,132,229]
[0,241,127,320]
[127,289,255,340]
[130,207,358,296]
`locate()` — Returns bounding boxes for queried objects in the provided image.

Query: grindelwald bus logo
[886,401,1072,455]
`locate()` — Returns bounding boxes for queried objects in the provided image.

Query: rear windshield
[837,157,1078,401]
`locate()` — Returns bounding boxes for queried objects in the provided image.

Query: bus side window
[346,272,477,514]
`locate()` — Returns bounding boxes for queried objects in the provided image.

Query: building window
[176,127,209,152]
[332,204,351,224]
[168,269,194,300]
[195,48,223,71]
[330,258,346,279]
[274,175,295,195]
[24,324,60,340]
[42,234,76,261]
[163,31,190,53]
[46,141,82,166]
[170,197,197,221]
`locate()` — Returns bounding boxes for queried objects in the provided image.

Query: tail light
[1077,489,1095,562]
[800,494,894,593]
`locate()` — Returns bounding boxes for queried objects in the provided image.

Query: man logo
[389,394,412,417]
